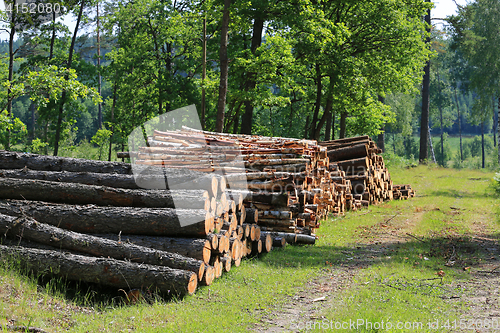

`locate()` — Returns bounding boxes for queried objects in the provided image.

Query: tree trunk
[96,0,102,129]
[481,121,485,169]
[53,0,85,156]
[493,96,497,148]
[0,214,205,280]
[439,104,444,167]
[5,0,16,151]
[0,178,210,210]
[309,63,322,139]
[377,95,385,152]
[419,5,431,163]
[240,18,264,135]
[108,80,117,161]
[0,244,197,296]
[95,234,212,265]
[428,126,436,163]
[498,97,500,166]
[303,115,310,139]
[215,0,231,133]
[324,108,332,141]
[0,150,132,174]
[454,87,463,161]
[339,111,347,139]
[28,102,35,143]
[0,200,213,236]
[201,18,207,130]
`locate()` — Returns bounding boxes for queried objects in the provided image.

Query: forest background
[1,0,499,171]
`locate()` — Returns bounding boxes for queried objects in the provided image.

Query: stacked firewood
[319,135,415,203]
[0,151,276,298]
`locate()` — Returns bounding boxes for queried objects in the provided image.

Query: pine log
[93,234,212,265]
[295,234,316,245]
[261,231,297,244]
[0,214,205,280]
[0,244,197,296]
[226,190,289,207]
[0,150,131,174]
[272,237,286,248]
[0,178,210,210]
[260,233,272,253]
[327,143,368,162]
[0,167,220,194]
[201,266,216,286]
[320,135,370,146]
[0,200,214,237]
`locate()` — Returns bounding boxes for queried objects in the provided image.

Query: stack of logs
[126,126,333,237]
[0,151,282,298]
[319,135,415,203]
[125,128,414,237]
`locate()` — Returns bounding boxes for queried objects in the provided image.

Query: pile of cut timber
[123,128,414,238]
[0,150,281,298]
[319,135,415,204]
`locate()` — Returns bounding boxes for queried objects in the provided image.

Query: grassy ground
[1,165,499,332]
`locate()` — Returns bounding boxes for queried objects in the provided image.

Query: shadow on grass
[262,231,500,275]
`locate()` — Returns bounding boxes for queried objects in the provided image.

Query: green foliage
[0,110,27,149]
[90,128,112,160]
[492,172,500,195]
[27,138,48,154]
[433,133,453,167]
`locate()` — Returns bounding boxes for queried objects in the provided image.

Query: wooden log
[226,190,289,207]
[0,200,214,237]
[200,266,216,286]
[272,236,286,248]
[251,239,262,256]
[220,255,232,272]
[0,150,132,174]
[258,210,293,220]
[0,168,220,196]
[0,245,197,296]
[260,233,272,253]
[0,214,205,280]
[0,178,210,210]
[93,234,212,265]
[261,231,297,244]
[327,143,368,162]
[320,135,370,146]
[295,234,316,245]
[244,208,258,223]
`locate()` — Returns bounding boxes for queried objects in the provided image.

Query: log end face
[202,240,211,264]
[198,262,206,281]
[187,272,198,295]
[202,266,215,286]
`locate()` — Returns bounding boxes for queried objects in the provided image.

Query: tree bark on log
[0,178,210,210]
[225,190,289,206]
[0,200,213,237]
[0,214,206,280]
[327,144,368,162]
[93,234,212,265]
[0,150,131,174]
[0,244,197,296]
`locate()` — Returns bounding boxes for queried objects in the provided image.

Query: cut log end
[187,273,198,295]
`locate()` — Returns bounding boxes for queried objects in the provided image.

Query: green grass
[0,166,499,332]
